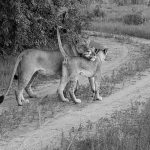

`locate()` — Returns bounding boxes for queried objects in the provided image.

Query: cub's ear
[94,48,100,54]
[103,48,108,55]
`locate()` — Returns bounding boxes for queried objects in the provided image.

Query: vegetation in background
[90,22,150,39]
[112,0,149,6]
[89,4,150,39]
[0,0,149,56]
[93,5,106,18]
[0,0,90,56]
[123,13,145,25]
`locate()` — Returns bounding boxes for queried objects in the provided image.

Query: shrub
[86,11,95,20]
[93,5,106,18]
[123,13,145,25]
[0,0,89,56]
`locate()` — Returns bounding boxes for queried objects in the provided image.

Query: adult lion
[0,31,92,106]
[0,28,107,105]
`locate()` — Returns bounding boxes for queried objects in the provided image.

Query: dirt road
[1,34,150,150]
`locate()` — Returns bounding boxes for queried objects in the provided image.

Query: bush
[93,5,106,18]
[0,0,89,56]
[123,13,145,25]
[86,11,95,20]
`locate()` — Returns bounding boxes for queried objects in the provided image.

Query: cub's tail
[56,27,68,58]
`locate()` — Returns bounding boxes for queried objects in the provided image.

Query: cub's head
[81,47,108,62]
[82,47,108,62]
[94,48,108,62]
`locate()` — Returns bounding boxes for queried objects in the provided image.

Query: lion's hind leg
[16,71,34,106]
[69,76,81,104]
[93,76,102,101]
[15,83,29,106]
[88,77,96,98]
[25,71,38,98]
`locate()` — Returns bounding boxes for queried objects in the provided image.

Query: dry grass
[87,4,150,39]
[89,22,150,39]
[50,101,150,150]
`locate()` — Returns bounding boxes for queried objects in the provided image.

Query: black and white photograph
[0,0,150,149]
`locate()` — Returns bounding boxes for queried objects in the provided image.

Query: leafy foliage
[123,13,145,25]
[0,0,90,55]
[0,0,16,55]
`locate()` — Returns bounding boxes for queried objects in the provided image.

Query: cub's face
[83,47,108,62]
[95,48,108,62]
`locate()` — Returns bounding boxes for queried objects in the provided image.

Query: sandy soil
[0,35,150,150]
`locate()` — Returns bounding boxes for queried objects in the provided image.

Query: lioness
[57,27,107,103]
[0,28,107,105]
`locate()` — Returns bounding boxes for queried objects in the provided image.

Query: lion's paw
[24,99,30,103]
[96,96,102,101]
[75,99,81,104]
[62,98,69,102]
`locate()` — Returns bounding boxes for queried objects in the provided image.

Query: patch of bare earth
[0,34,150,150]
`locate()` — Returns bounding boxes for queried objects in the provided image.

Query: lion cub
[56,27,107,103]
[58,48,107,103]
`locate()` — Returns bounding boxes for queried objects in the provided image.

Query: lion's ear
[103,48,108,55]
[94,48,100,54]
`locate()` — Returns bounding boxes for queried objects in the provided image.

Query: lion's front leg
[58,65,69,102]
[88,77,95,97]
[93,76,102,101]
[58,77,70,102]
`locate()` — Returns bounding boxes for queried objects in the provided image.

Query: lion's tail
[0,52,24,104]
[57,27,68,58]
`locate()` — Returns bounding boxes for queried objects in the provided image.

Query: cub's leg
[74,80,80,94]
[16,71,34,106]
[93,76,102,101]
[25,71,38,98]
[58,65,69,102]
[65,80,79,97]
[69,77,81,104]
[88,77,95,97]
